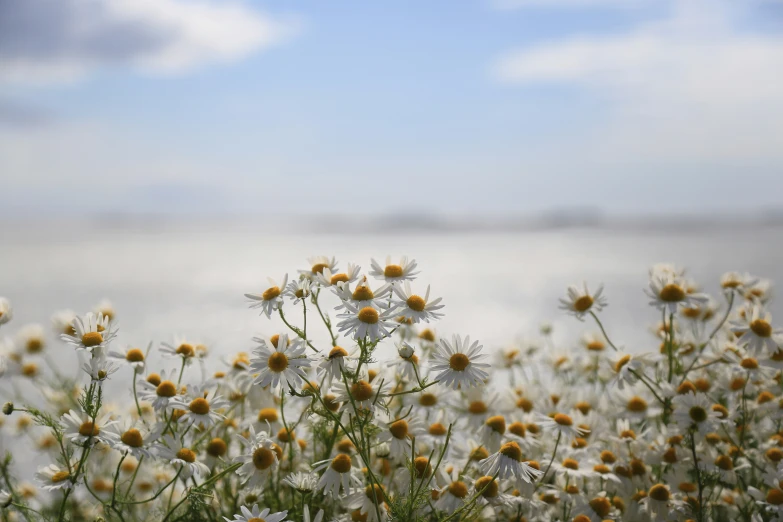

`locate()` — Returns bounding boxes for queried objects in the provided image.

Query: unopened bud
[2,402,13,415]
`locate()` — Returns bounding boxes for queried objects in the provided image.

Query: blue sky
[1,0,782,217]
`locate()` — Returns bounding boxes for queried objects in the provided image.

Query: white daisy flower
[299,256,339,279]
[106,419,160,459]
[245,275,288,318]
[51,309,77,335]
[249,333,311,390]
[282,471,318,493]
[369,256,419,282]
[108,345,147,373]
[0,297,12,326]
[671,392,722,436]
[430,335,490,390]
[646,273,708,315]
[316,345,356,385]
[377,416,426,460]
[478,441,542,484]
[283,277,312,304]
[336,302,396,342]
[558,282,607,319]
[224,505,288,522]
[391,283,444,323]
[731,304,782,355]
[168,385,229,428]
[160,336,199,364]
[314,263,361,288]
[330,376,389,416]
[137,368,182,412]
[16,324,46,354]
[435,480,470,514]
[157,435,210,480]
[312,453,361,497]
[345,485,389,522]
[81,354,120,383]
[60,409,118,447]
[35,463,77,491]
[233,426,281,489]
[332,276,391,311]
[60,312,116,353]
[535,412,589,441]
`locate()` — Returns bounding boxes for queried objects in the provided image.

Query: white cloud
[492,0,783,162]
[0,0,298,84]
[492,0,647,9]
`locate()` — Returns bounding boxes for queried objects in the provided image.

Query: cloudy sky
[1,0,782,217]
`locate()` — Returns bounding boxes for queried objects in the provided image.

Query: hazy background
[2,0,783,362]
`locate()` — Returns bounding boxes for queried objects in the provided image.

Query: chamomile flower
[369,256,420,282]
[81,354,119,382]
[391,283,444,323]
[646,273,708,315]
[245,275,288,318]
[336,302,396,342]
[330,376,389,415]
[137,368,182,411]
[333,276,391,311]
[224,505,288,522]
[106,420,159,459]
[60,409,118,447]
[61,312,116,353]
[282,471,317,493]
[312,453,360,497]
[0,298,11,326]
[233,426,282,489]
[16,324,46,354]
[731,304,782,355]
[283,278,312,304]
[158,436,210,480]
[435,480,470,514]
[671,392,722,435]
[299,256,339,279]
[536,412,588,441]
[377,416,426,460]
[35,463,77,491]
[315,264,361,288]
[51,309,76,335]
[478,441,542,483]
[430,335,490,390]
[109,345,147,373]
[249,333,311,390]
[559,282,607,319]
[168,385,229,427]
[345,484,390,522]
[160,336,199,363]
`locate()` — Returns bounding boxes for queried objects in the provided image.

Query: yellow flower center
[126,348,145,362]
[207,438,227,457]
[413,456,432,478]
[768,489,783,505]
[176,448,196,463]
[741,357,759,370]
[389,419,409,439]
[51,471,70,483]
[352,285,374,301]
[649,484,669,502]
[751,319,772,338]
[449,353,470,371]
[267,352,289,373]
[365,484,385,503]
[252,447,276,470]
[176,344,194,357]
[147,373,162,386]
[258,408,278,422]
[573,295,594,312]
[384,265,404,278]
[156,381,177,398]
[485,415,506,434]
[350,380,374,402]
[81,332,104,347]
[262,286,281,301]
[406,295,426,312]
[689,406,708,423]
[26,338,44,353]
[247,518,266,522]
[475,476,498,498]
[331,453,353,473]
[659,284,686,302]
[331,273,349,285]
[419,393,438,406]
[121,429,144,448]
[329,346,348,359]
[447,481,468,499]
[499,441,522,462]
[189,398,210,415]
[468,401,487,414]
[554,413,573,426]
[627,396,648,412]
[311,263,329,274]
[614,355,631,373]
[589,497,611,517]
[429,423,447,436]
[509,421,526,438]
[78,421,100,437]
[357,307,379,324]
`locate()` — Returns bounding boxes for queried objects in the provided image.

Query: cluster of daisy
[0,260,782,522]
